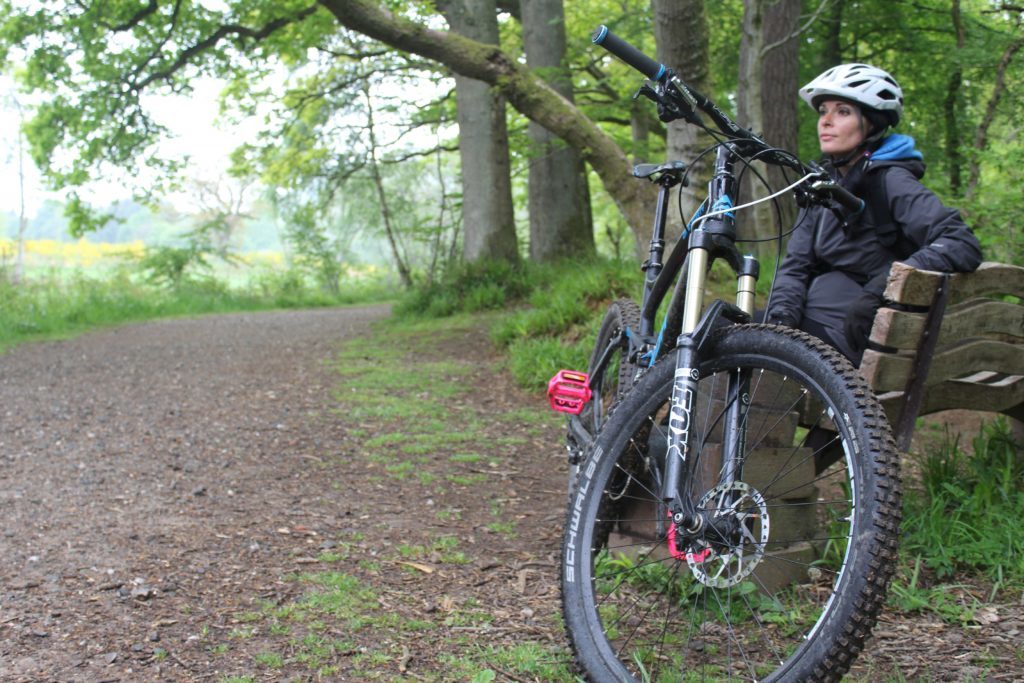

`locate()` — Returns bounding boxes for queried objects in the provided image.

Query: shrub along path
[0,306,1019,681]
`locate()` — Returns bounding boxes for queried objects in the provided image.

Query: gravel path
[1,305,1021,682]
[0,306,390,681]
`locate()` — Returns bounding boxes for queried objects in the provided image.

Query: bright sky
[0,74,259,218]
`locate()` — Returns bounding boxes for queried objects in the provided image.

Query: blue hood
[871,134,923,162]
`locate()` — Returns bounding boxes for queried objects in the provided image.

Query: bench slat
[878,377,1024,422]
[869,299,1024,349]
[884,261,1024,306]
[861,338,1024,392]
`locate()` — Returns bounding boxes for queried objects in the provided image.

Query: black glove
[843,272,889,359]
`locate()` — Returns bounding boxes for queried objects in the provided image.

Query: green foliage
[279,203,346,296]
[0,267,390,354]
[964,144,1024,264]
[492,258,638,342]
[888,557,983,624]
[392,256,640,389]
[901,419,1024,584]
[506,336,592,391]
[3,0,1023,267]
[393,259,536,319]
[136,244,215,287]
[491,258,640,389]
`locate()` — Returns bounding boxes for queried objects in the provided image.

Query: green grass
[900,418,1024,585]
[888,418,1024,622]
[300,572,379,620]
[439,643,577,682]
[0,266,392,354]
[254,651,284,668]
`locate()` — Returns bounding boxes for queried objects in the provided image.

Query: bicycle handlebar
[593,28,753,138]
[811,179,865,214]
[591,25,666,81]
[593,25,866,214]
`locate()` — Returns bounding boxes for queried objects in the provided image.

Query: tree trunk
[364,88,414,289]
[521,0,594,262]
[945,0,966,196]
[966,36,1024,202]
[439,0,520,264]
[652,0,710,250]
[13,94,27,285]
[760,0,800,236]
[317,0,657,247]
[737,0,766,257]
[737,0,800,259]
[630,97,651,164]
[819,0,844,70]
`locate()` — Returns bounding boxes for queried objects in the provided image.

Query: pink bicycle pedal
[547,370,592,415]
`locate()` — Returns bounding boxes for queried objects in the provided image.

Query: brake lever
[795,166,855,227]
[633,81,661,104]
[632,81,684,123]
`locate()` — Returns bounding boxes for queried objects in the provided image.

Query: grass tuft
[0,267,392,354]
[902,418,1024,582]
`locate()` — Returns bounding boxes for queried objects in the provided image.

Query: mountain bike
[547,26,902,682]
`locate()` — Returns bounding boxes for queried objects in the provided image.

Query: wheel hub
[667,481,770,587]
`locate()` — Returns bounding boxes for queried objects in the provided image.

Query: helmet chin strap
[828,150,862,169]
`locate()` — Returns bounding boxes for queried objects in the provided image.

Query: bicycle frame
[580,143,761,536]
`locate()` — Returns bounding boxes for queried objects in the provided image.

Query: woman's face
[817,99,866,157]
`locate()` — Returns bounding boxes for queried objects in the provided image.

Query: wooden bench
[859,261,1024,451]
[599,262,1023,589]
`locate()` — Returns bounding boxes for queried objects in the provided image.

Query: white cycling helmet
[800,63,903,127]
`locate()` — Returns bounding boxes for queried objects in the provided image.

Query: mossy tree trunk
[737,0,800,260]
[652,0,711,249]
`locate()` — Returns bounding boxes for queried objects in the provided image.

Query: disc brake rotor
[686,481,770,588]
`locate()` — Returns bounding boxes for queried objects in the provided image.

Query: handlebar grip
[829,185,865,214]
[592,25,666,80]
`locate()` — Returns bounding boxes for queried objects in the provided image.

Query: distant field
[0,237,290,280]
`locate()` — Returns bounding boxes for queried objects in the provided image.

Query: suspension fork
[719,256,759,487]
[659,245,708,530]
[660,146,748,532]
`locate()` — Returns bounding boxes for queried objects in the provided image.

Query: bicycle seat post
[637,163,684,339]
[645,181,670,286]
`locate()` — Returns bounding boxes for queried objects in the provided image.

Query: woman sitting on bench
[767,63,983,363]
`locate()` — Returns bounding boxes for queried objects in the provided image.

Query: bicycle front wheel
[562,324,901,682]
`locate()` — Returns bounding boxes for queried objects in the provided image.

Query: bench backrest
[859,261,1024,450]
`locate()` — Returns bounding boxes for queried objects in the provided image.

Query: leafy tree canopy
[2,0,1023,262]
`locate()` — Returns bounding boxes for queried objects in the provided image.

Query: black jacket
[768,135,982,339]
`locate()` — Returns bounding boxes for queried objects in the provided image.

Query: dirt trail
[0,307,404,680]
[0,306,1020,682]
